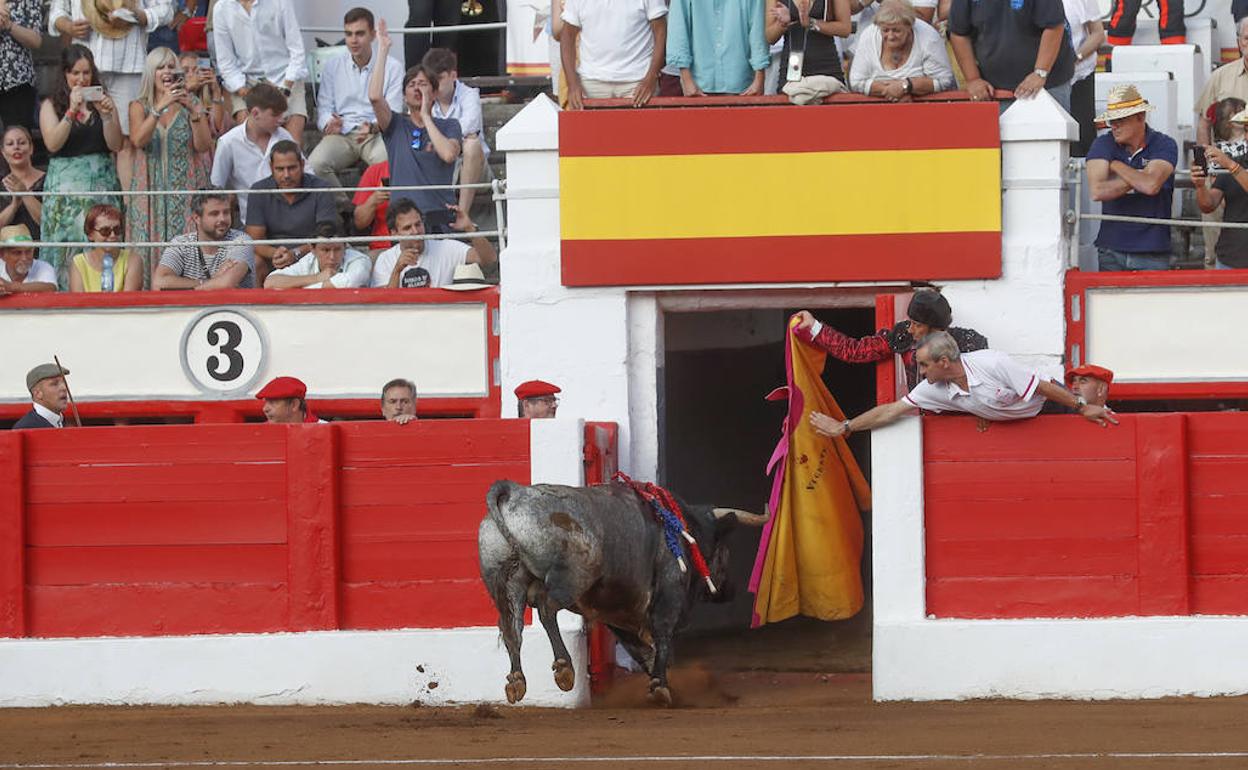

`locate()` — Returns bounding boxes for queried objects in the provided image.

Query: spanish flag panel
[559,103,1002,287]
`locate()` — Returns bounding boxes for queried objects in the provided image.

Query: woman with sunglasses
[68,204,142,292]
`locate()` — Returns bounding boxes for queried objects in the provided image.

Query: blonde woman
[849,1,954,99]
[127,47,214,283]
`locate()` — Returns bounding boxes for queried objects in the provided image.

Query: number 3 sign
[181,309,267,395]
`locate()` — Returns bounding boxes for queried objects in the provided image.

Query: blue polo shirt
[1087,126,1177,253]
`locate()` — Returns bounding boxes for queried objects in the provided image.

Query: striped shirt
[48,0,173,74]
[158,230,256,288]
[903,349,1044,421]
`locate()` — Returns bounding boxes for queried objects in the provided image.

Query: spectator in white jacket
[212,0,308,145]
[849,1,954,100]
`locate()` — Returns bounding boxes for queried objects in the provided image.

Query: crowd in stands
[0,2,497,297]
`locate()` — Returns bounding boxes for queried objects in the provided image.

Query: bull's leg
[499,573,529,704]
[646,590,684,707]
[605,625,655,676]
[480,521,529,704]
[536,599,576,692]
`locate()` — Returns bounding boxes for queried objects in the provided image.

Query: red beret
[1065,365,1114,385]
[256,376,308,400]
[515,380,561,400]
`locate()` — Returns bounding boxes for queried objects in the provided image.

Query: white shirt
[370,240,471,288]
[316,49,404,134]
[212,0,307,93]
[0,258,57,285]
[902,349,1045,421]
[210,122,296,220]
[849,19,954,95]
[1062,0,1101,83]
[49,0,172,74]
[432,80,488,154]
[562,0,668,83]
[270,248,371,288]
[33,401,64,428]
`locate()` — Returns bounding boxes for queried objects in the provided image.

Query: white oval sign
[181,309,267,395]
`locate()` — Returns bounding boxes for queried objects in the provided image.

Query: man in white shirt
[210,83,295,221]
[309,7,404,191]
[423,48,488,229]
[212,0,308,145]
[265,222,371,289]
[561,0,668,110]
[809,331,1117,439]
[370,198,496,288]
[0,224,56,294]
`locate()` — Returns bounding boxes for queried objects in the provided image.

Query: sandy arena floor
[2,671,1248,770]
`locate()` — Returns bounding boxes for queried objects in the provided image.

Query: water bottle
[101,253,114,292]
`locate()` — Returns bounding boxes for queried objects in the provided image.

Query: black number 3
[206,320,244,382]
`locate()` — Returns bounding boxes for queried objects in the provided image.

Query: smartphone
[171,70,186,88]
[1193,146,1207,171]
[197,57,211,70]
[81,86,105,102]
[380,177,390,188]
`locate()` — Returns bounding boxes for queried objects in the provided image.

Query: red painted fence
[925,413,1248,619]
[0,419,535,639]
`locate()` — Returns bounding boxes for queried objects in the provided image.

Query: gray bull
[478,479,766,705]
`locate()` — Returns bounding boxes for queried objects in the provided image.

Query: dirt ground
[3,670,1248,770]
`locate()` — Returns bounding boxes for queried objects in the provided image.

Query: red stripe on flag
[560,233,1001,286]
[559,102,1002,157]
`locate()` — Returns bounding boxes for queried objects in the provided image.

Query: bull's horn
[713,506,769,527]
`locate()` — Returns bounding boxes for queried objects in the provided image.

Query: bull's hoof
[505,671,527,704]
[647,679,673,707]
[552,658,575,692]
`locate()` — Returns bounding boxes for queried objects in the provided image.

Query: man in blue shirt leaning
[667,0,769,96]
[1086,84,1178,272]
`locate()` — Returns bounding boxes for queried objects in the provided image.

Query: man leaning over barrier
[809,331,1117,440]
[381,378,418,425]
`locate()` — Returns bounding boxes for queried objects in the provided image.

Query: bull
[478,479,766,706]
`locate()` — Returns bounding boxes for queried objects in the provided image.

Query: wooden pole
[52,356,81,428]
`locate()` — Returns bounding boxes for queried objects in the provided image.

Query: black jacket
[13,409,55,429]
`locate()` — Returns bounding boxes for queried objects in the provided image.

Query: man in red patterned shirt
[793,290,988,390]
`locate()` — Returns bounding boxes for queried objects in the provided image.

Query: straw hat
[82,0,133,40]
[443,263,492,291]
[1095,84,1154,124]
[1230,107,1248,125]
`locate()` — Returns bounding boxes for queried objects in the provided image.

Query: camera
[81,86,105,102]
[787,51,805,83]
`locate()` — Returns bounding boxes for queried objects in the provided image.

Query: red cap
[1065,365,1114,385]
[514,379,561,400]
[256,376,308,400]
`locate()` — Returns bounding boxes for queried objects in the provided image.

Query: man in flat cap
[256,375,323,423]
[15,363,70,429]
[515,379,560,419]
[1067,364,1113,408]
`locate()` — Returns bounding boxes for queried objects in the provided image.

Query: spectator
[370,21,463,234]
[68,204,143,292]
[209,83,295,221]
[515,379,560,418]
[149,0,206,53]
[559,0,667,110]
[1105,0,1184,46]
[809,331,1117,439]
[14,363,71,429]
[381,378,417,424]
[1193,141,1248,270]
[128,47,214,281]
[849,0,936,27]
[667,0,769,96]
[179,50,230,137]
[767,0,852,104]
[0,0,43,132]
[153,191,254,289]
[1066,364,1112,408]
[0,224,55,293]
[405,0,462,72]
[1197,98,1247,267]
[1087,85,1177,272]
[0,126,46,241]
[256,375,320,423]
[49,0,173,188]
[948,0,1075,109]
[211,0,307,145]
[369,198,497,288]
[1063,0,1106,157]
[424,48,489,227]
[352,159,392,253]
[308,8,403,192]
[37,45,124,289]
[848,2,953,101]
[245,140,336,285]
[264,222,371,289]
[1195,20,1248,147]
[794,291,987,390]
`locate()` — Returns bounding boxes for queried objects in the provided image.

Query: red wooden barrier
[925,413,1248,619]
[0,419,537,639]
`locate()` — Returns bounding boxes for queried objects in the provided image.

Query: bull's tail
[485,479,523,549]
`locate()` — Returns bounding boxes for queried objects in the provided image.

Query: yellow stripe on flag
[560,148,1000,241]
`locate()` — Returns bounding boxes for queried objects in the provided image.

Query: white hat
[444,263,491,291]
